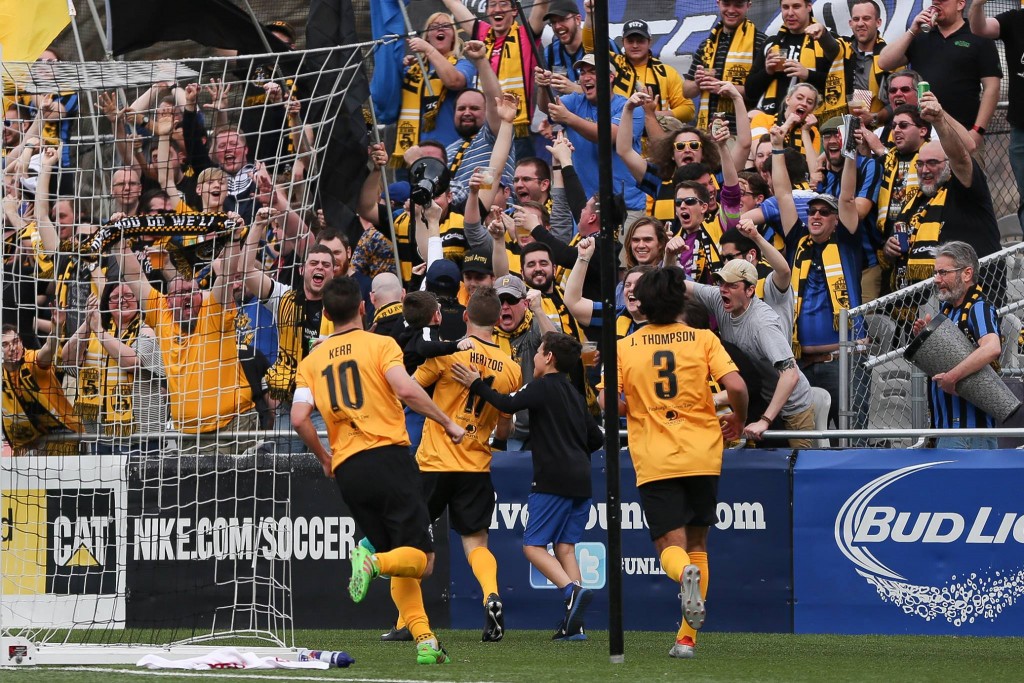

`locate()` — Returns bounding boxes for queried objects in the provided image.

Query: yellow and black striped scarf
[74,315,140,436]
[266,288,331,400]
[2,351,82,449]
[541,287,585,342]
[612,53,672,102]
[759,24,829,114]
[484,22,531,137]
[818,37,850,123]
[694,20,758,128]
[876,148,919,244]
[903,187,946,283]
[494,308,534,360]
[393,211,468,287]
[391,55,457,168]
[792,236,851,357]
[945,283,1001,372]
[372,301,404,327]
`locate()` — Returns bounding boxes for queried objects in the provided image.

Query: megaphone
[408,157,451,207]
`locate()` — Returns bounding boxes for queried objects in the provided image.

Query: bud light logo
[834,461,1024,627]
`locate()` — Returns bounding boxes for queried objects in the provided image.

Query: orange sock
[391,577,432,641]
[467,546,499,601]
[659,545,690,583]
[676,551,709,643]
[375,547,428,578]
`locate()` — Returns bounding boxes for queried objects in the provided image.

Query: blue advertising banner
[794,450,1024,635]
[450,448,793,633]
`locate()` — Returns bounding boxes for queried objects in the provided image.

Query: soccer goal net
[1,43,371,663]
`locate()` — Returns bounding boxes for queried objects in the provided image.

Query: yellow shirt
[413,337,522,472]
[145,290,253,434]
[294,329,410,469]
[617,322,738,485]
[1,349,82,448]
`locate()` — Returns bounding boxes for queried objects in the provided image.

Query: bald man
[369,272,407,339]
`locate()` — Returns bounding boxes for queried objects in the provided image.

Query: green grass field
[4,629,1021,683]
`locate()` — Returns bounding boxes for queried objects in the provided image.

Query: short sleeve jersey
[294,329,410,469]
[414,337,522,472]
[617,322,738,485]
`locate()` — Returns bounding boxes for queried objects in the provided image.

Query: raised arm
[877,10,930,71]
[739,218,791,291]
[241,207,277,301]
[968,0,1001,38]
[152,108,182,205]
[464,40,503,134]
[920,91,974,187]
[358,143,388,227]
[34,145,62,254]
[563,237,596,326]
[407,36,468,91]
[440,0,476,30]
[770,126,798,235]
[480,93,520,210]
[115,239,156,311]
[838,154,859,234]
[616,92,649,183]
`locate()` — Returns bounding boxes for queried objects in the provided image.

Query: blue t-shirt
[817,156,882,267]
[419,58,478,148]
[559,92,647,210]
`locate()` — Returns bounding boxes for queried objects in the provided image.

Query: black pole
[592,0,624,665]
[511,0,558,101]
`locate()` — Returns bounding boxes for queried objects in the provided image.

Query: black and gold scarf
[74,314,141,436]
[792,235,851,357]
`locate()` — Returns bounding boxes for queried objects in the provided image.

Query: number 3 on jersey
[652,350,677,399]
[321,361,364,411]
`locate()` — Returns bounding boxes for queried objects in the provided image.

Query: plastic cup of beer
[581,341,599,367]
[478,166,496,190]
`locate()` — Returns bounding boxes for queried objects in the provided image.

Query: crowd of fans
[2,0,1021,455]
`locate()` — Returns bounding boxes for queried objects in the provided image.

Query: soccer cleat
[669,635,696,659]
[552,622,588,641]
[380,626,412,642]
[415,640,451,665]
[563,584,594,635]
[679,564,706,630]
[348,544,379,603]
[482,593,505,642]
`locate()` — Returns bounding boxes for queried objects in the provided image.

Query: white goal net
[1,43,372,661]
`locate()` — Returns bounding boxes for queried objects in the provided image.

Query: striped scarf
[943,283,1001,372]
[391,55,457,167]
[74,314,141,436]
[2,351,83,449]
[818,37,851,123]
[901,186,947,284]
[266,288,331,401]
[758,24,830,116]
[483,21,531,137]
[612,53,674,104]
[792,235,851,357]
[875,148,920,243]
[494,308,534,360]
[541,287,585,343]
[392,210,468,288]
[694,20,758,128]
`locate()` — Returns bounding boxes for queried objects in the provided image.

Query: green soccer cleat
[416,640,451,665]
[348,544,379,603]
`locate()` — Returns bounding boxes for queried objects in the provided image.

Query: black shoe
[380,626,412,642]
[563,584,594,635]
[482,593,505,642]
[552,622,587,641]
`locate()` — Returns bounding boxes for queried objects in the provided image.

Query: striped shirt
[930,296,1000,430]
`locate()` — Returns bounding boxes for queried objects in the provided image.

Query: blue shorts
[523,492,592,547]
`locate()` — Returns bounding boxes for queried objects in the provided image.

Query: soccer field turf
[4,629,1021,682]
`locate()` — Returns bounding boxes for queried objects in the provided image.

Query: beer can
[893,221,910,255]
[917,81,930,101]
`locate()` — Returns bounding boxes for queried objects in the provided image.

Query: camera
[408,157,451,207]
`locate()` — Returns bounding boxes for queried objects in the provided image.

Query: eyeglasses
[512,176,539,184]
[888,85,914,94]
[892,121,918,130]
[675,196,701,206]
[674,140,702,151]
[110,293,137,302]
[426,23,453,31]
[914,158,948,169]
[933,267,965,277]
[807,207,836,217]
[739,190,759,197]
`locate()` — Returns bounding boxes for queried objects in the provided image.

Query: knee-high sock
[659,545,691,583]
[467,546,499,602]
[676,551,709,643]
[391,577,432,641]
[376,547,428,578]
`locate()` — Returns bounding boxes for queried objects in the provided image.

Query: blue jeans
[935,435,998,450]
[1010,126,1024,229]
[274,406,326,454]
[799,356,870,431]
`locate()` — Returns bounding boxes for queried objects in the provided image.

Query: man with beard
[520,242,583,341]
[541,0,617,88]
[815,116,882,301]
[493,273,556,449]
[881,91,1000,290]
[685,0,765,129]
[242,225,338,450]
[686,258,815,447]
[912,241,1000,449]
[115,231,256,455]
[744,0,841,122]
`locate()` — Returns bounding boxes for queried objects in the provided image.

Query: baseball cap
[714,258,758,286]
[622,20,651,39]
[461,249,493,275]
[820,116,845,135]
[543,0,580,22]
[264,20,296,43]
[573,53,617,75]
[808,193,839,212]
[495,274,528,300]
[386,181,410,204]
[426,259,461,293]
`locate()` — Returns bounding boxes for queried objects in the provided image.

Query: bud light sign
[793,450,1024,635]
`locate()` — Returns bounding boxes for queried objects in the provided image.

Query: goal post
[1,42,373,663]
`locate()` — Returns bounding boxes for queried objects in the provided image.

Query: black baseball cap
[622,20,651,40]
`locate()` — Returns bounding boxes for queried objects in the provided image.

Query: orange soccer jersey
[617,322,738,486]
[294,329,410,470]
[414,337,522,472]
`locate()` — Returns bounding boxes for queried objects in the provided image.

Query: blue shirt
[931,295,1001,429]
[237,295,279,365]
[558,92,647,210]
[545,39,620,82]
[445,121,517,212]
[818,156,882,268]
[419,58,478,148]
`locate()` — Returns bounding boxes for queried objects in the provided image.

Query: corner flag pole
[591,0,625,665]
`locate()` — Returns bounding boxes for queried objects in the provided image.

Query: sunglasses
[807,207,836,217]
[675,196,702,206]
[674,140,702,151]
[888,85,914,94]
[498,295,522,306]
[721,253,742,262]
[892,121,920,130]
